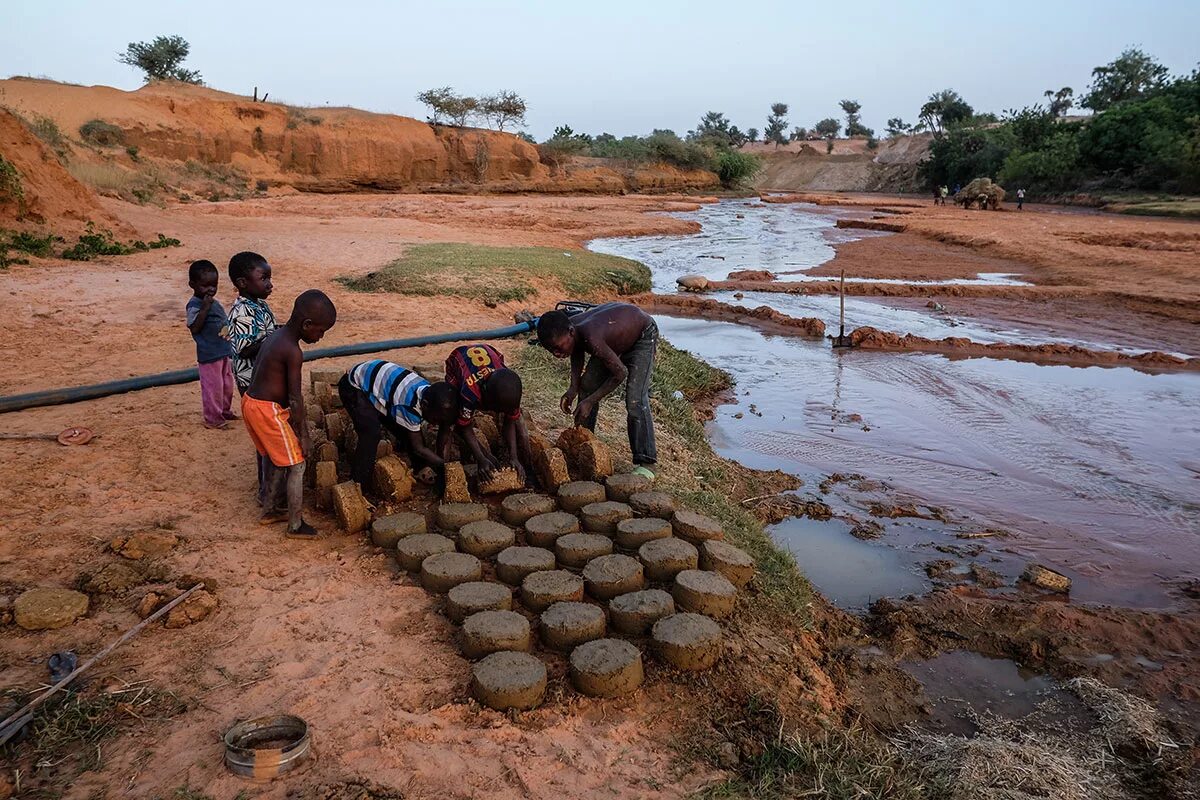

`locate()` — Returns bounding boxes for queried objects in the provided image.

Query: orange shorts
[242,396,303,467]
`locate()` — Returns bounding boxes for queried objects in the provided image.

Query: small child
[185,260,237,428]
[226,251,278,507]
[443,344,531,483]
[243,290,337,538]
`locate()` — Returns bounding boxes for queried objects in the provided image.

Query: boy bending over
[243,290,337,538]
[443,344,532,482]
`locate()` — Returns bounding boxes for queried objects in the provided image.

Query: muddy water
[590,201,1200,609]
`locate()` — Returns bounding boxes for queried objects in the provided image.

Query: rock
[436,503,489,531]
[583,554,644,600]
[652,612,723,671]
[82,562,143,595]
[605,473,652,503]
[460,610,532,659]
[671,510,724,544]
[443,462,473,504]
[629,491,676,520]
[557,481,606,513]
[164,590,218,628]
[471,651,547,711]
[332,481,371,533]
[609,589,675,635]
[524,511,581,548]
[672,570,737,618]
[373,455,414,502]
[555,533,614,569]
[446,581,512,623]
[458,520,516,558]
[110,531,178,560]
[480,467,523,495]
[580,501,634,534]
[420,552,483,594]
[501,493,557,526]
[371,512,427,549]
[495,546,556,585]
[395,534,456,572]
[677,274,710,291]
[699,541,755,588]
[614,517,673,550]
[14,588,89,630]
[540,601,606,651]
[135,591,164,619]
[638,538,699,581]
[520,570,585,612]
[569,639,644,697]
[1022,563,1071,593]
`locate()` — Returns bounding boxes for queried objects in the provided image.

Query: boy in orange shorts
[243,289,337,537]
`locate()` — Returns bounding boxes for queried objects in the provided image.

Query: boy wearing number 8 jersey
[443,344,532,484]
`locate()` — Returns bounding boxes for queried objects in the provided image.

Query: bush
[0,155,22,205]
[6,230,56,257]
[79,120,125,147]
[715,150,762,187]
[30,114,67,153]
[62,223,181,261]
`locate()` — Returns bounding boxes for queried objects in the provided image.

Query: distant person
[227,251,278,507]
[932,185,941,206]
[443,344,532,483]
[1016,187,1026,210]
[953,183,961,196]
[338,359,458,492]
[536,302,658,479]
[243,290,337,538]
[185,259,237,429]
[940,185,949,204]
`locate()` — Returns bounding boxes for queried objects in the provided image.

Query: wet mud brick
[608,589,675,635]
[501,493,557,526]
[471,651,547,711]
[345,424,359,455]
[520,569,584,612]
[421,552,483,594]
[395,533,456,572]
[652,612,723,671]
[671,510,724,545]
[436,502,489,532]
[480,467,523,495]
[307,421,328,448]
[13,587,89,630]
[638,538,699,581]
[614,517,672,550]
[458,520,516,558]
[460,609,532,659]
[315,440,339,464]
[629,491,676,520]
[529,435,571,491]
[524,512,581,549]
[324,410,349,444]
[332,481,371,533]
[309,368,345,388]
[313,380,336,412]
[605,472,652,503]
[583,554,644,600]
[700,541,755,588]
[557,481,606,513]
[556,426,613,481]
[314,461,338,509]
[473,414,502,449]
[672,569,737,618]
[371,512,426,549]
[373,455,414,502]
[442,461,472,504]
[569,638,644,698]
[540,601,606,651]
[555,533,614,569]
[580,501,633,534]
[447,581,513,623]
[1022,563,1071,593]
[495,546,556,585]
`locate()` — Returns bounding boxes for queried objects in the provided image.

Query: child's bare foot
[286,520,319,539]
[259,509,288,525]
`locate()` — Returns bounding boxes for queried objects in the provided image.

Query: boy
[243,289,337,538]
[338,359,459,490]
[536,302,658,479]
[227,251,278,507]
[443,344,532,482]
[185,260,237,429]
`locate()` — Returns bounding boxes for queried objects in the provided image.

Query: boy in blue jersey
[338,360,459,488]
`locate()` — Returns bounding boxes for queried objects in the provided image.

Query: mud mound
[634,294,827,337]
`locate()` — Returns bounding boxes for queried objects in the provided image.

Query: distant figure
[953,183,961,196]
[185,259,237,429]
[940,185,949,204]
[932,185,941,206]
[243,289,337,538]
[1017,187,1026,210]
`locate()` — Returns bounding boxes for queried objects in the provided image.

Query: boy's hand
[477,452,500,482]
[573,399,594,427]
[511,459,526,484]
[559,389,577,415]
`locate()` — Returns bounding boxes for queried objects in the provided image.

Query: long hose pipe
[0,320,538,415]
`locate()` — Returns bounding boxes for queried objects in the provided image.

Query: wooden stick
[0,583,205,745]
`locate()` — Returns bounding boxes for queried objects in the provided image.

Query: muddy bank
[631,293,827,337]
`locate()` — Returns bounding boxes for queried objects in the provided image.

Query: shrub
[30,114,67,153]
[715,150,762,188]
[118,35,202,84]
[0,155,23,205]
[7,230,56,257]
[79,120,125,147]
[125,145,140,162]
[62,223,181,260]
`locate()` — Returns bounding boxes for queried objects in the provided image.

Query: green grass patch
[339,243,651,303]
[61,223,181,261]
[1114,199,1200,219]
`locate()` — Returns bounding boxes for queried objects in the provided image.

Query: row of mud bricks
[302,369,755,710]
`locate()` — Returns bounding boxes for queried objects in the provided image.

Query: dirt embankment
[632,293,827,337]
[748,135,931,194]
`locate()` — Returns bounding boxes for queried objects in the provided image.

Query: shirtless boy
[536,302,658,479]
[243,290,337,537]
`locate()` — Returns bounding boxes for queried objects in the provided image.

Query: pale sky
[3,0,1197,140]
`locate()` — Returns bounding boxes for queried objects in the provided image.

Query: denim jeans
[579,319,658,464]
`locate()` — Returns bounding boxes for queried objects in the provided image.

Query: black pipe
[0,321,538,415]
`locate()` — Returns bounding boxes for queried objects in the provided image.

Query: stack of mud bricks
[376,426,756,712]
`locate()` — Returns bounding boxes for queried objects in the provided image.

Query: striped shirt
[346,360,429,431]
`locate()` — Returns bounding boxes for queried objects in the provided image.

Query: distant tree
[118,35,202,84]
[920,89,974,135]
[552,124,577,140]
[885,117,912,137]
[840,99,871,136]
[814,117,841,139]
[1043,87,1075,117]
[690,111,734,146]
[746,127,759,143]
[479,90,527,131]
[1081,48,1169,111]
[789,126,809,142]
[417,87,458,125]
[516,131,536,144]
[764,103,789,148]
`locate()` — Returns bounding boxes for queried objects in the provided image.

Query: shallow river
[589,199,1200,610]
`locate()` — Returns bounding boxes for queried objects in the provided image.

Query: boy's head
[228,251,273,300]
[482,368,522,414]
[188,259,219,297]
[422,381,460,425]
[536,310,576,358]
[290,289,337,344]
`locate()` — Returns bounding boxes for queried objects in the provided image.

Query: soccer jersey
[445,344,521,427]
[227,296,276,391]
[347,360,429,431]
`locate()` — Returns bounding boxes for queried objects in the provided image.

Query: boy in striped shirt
[338,359,459,488]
